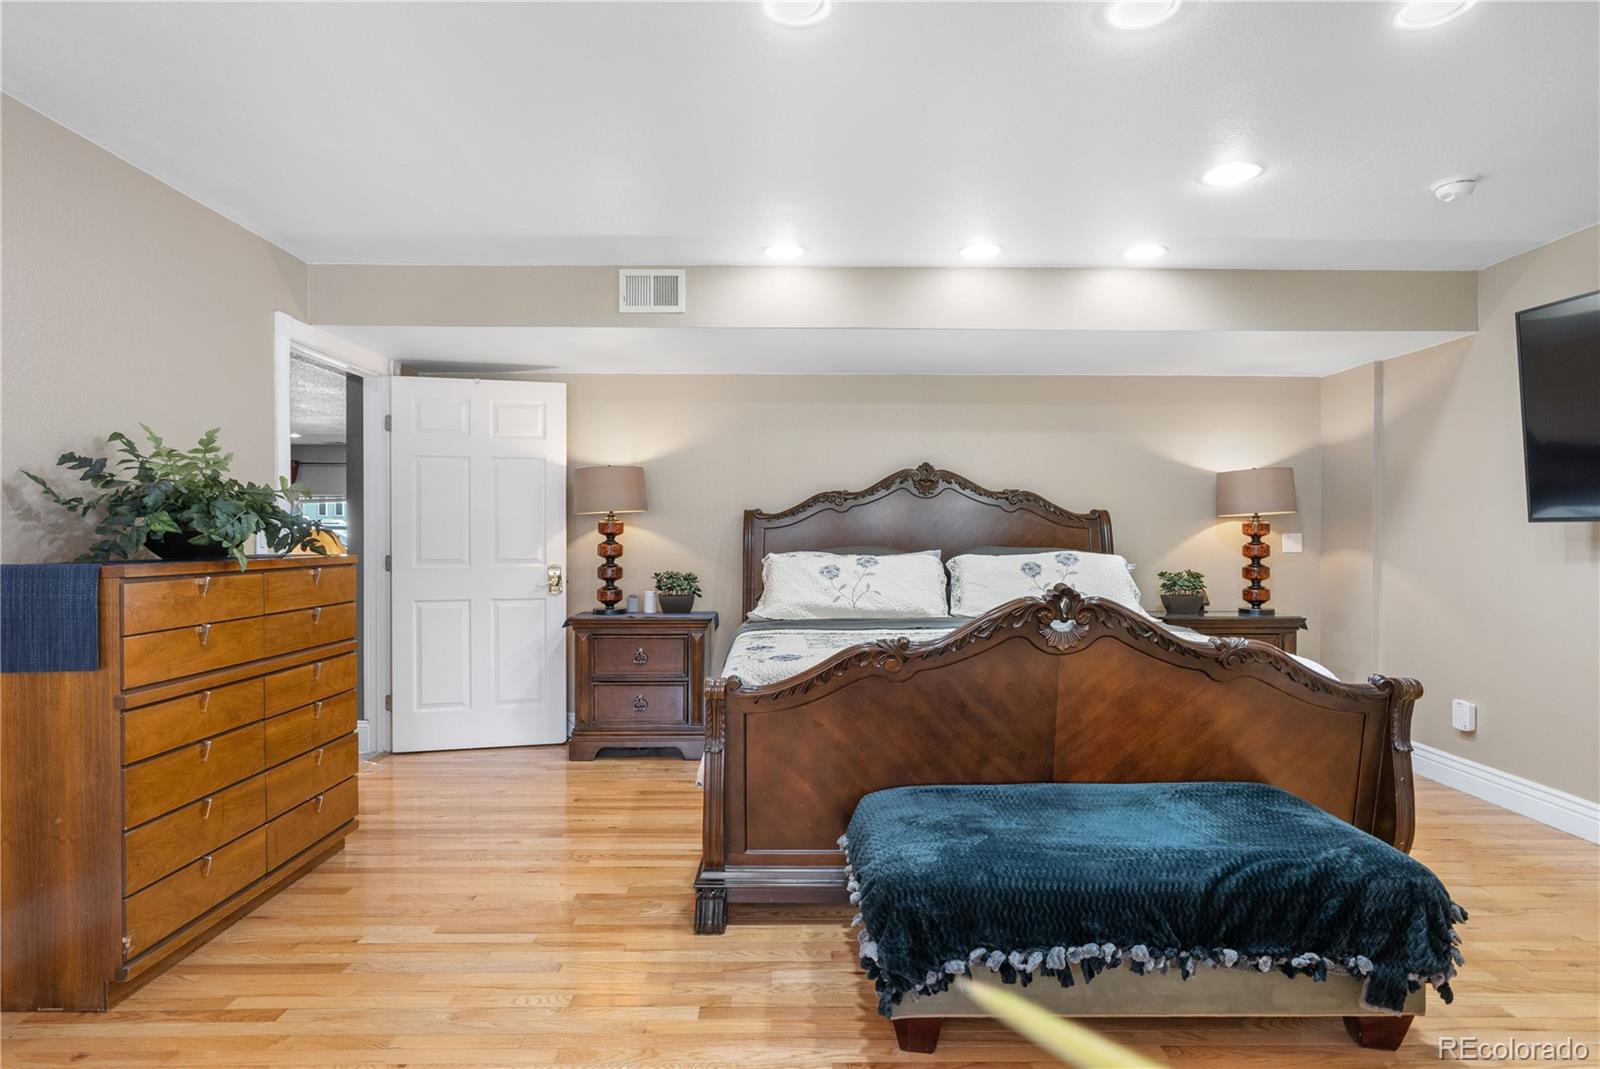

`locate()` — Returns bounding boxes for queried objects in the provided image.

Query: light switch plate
[1282,532,1303,554]
[1451,699,1477,732]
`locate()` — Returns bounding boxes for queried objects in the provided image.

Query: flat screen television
[1515,290,1600,522]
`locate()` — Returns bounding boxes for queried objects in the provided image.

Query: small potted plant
[1156,569,1207,616]
[653,570,702,614]
[23,426,327,569]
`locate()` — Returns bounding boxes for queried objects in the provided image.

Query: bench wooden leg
[893,1017,943,1054]
[1344,1015,1414,1050]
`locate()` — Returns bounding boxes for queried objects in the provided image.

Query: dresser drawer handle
[314,747,325,766]
[313,795,326,813]
[200,855,215,877]
[632,695,648,712]
[312,606,324,624]
[313,661,324,681]
[195,576,212,598]
[197,623,212,647]
[200,689,212,712]
[199,739,213,762]
[200,797,214,820]
[632,647,649,665]
[311,567,323,586]
[313,700,324,718]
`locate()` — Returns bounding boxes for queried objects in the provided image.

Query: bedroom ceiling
[3,1,1596,270]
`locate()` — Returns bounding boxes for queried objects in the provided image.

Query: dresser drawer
[123,618,266,689]
[265,691,358,766]
[592,636,688,678]
[124,723,265,828]
[262,603,357,659]
[264,653,358,716]
[123,826,266,959]
[267,776,357,870]
[264,564,357,615]
[121,573,264,636]
[591,683,688,726]
[124,775,266,893]
[266,735,358,818]
[123,679,264,764]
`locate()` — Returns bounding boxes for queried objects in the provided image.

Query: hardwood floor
[4,748,1596,1067]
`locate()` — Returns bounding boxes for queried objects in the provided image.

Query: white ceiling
[4,1,1596,270]
[289,354,348,444]
[332,325,1468,377]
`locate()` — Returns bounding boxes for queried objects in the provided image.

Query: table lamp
[573,465,648,614]
[1215,467,1297,616]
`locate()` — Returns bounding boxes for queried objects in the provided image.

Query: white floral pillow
[946,550,1150,618]
[749,551,950,620]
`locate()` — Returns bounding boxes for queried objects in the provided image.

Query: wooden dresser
[566,611,716,761]
[1,556,361,1011]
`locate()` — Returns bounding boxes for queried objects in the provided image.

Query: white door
[390,378,567,752]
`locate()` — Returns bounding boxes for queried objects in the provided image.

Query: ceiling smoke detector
[1431,175,1480,202]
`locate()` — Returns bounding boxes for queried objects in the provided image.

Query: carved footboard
[694,587,1420,933]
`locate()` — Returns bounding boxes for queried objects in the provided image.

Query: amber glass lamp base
[1239,515,1274,615]
[595,514,625,614]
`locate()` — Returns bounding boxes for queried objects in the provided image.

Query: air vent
[618,269,687,313]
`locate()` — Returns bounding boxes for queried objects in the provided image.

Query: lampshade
[1216,467,1297,517]
[573,465,647,516]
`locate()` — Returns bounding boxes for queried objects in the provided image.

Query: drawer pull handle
[313,795,326,813]
[632,647,649,665]
[311,567,323,586]
[632,695,648,712]
[312,606,324,624]
[313,700,324,718]
[313,661,324,680]
[199,739,213,762]
[200,689,212,712]
[200,797,214,820]
[314,747,325,766]
[200,855,214,877]
[197,623,212,647]
[196,576,212,598]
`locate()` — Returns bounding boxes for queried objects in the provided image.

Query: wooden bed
[694,463,1421,941]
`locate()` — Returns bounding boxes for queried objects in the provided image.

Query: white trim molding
[1412,743,1600,844]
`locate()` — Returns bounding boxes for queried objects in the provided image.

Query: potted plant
[653,570,702,614]
[1156,569,1207,616]
[24,426,327,569]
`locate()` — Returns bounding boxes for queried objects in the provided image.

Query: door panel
[391,379,567,752]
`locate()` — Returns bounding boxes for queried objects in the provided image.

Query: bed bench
[842,781,1465,1054]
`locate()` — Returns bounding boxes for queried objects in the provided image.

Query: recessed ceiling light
[1105,1,1181,30]
[1393,1,1475,29]
[763,1,831,27]
[764,243,806,260]
[959,243,1003,261]
[1200,161,1265,187]
[1123,243,1169,262]
[289,432,304,439]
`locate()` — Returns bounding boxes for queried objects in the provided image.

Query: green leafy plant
[1156,569,1206,595]
[652,570,702,597]
[24,426,327,569]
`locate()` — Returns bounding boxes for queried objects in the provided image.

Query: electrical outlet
[1281,532,1303,554]
[1451,699,1477,733]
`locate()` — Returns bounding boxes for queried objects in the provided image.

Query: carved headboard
[742,463,1114,618]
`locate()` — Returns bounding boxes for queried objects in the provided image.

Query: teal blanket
[842,782,1464,1016]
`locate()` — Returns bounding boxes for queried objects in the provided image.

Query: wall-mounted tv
[1515,290,1600,522]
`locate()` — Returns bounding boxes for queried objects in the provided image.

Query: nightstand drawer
[592,636,687,678]
[591,683,688,726]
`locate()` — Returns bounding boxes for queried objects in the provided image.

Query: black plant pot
[143,531,235,561]
[1160,593,1206,616]
[657,593,695,614]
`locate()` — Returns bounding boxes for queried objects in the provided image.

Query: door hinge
[384,694,393,712]
[384,554,391,572]
[383,414,392,431]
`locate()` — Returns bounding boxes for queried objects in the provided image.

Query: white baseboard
[1412,742,1600,844]
[357,718,375,758]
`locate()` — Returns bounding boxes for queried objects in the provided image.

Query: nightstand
[566,611,718,761]
[1156,612,1307,654]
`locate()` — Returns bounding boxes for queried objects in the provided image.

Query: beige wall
[1317,362,1380,681]
[554,374,1326,664]
[1,96,308,562]
[1320,226,1600,802]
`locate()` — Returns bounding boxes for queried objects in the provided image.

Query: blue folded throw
[1,563,101,672]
